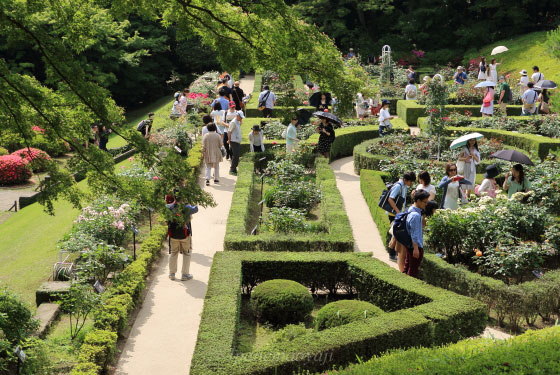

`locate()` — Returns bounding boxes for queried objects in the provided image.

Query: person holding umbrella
[316,116,335,159]
[503,164,532,199]
[480,81,495,117]
[457,137,480,198]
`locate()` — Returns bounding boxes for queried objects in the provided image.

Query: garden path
[331,156,511,340]
[114,74,254,375]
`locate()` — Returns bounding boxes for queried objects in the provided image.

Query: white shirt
[478,179,494,195]
[179,95,188,114]
[258,90,276,109]
[519,76,529,87]
[171,100,181,115]
[228,118,242,143]
[202,126,209,137]
[405,84,417,100]
[379,108,391,127]
[210,110,225,133]
[416,183,436,198]
[249,131,265,152]
[531,72,544,84]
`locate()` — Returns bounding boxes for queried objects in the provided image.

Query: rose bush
[0,155,32,185]
[11,147,51,172]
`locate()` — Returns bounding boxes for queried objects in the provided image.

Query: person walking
[503,164,532,198]
[228,110,243,175]
[458,138,480,197]
[488,58,500,83]
[286,117,300,153]
[232,81,245,111]
[202,122,223,186]
[403,189,431,278]
[497,76,512,115]
[316,117,335,159]
[538,89,551,114]
[518,70,530,93]
[531,66,544,85]
[213,88,230,113]
[521,82,538,115]
[249,125,265,152]
[166,195,198,281]
[480,83,495,117]
[378,100,393,137]
[386,171,416,262]
[258,85,276,118]
[478,57,488,80]
[438,163,471,210]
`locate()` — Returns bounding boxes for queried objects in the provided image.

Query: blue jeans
[379,125,388,137]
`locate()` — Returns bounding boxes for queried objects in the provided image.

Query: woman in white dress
[478,57,488,80]
[487,58,500,83]
[355,93,368,119]
[458,138,480,198]
[438,163,471,210]
[480,85,495,117]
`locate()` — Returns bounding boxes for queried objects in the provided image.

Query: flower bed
[0,154,32,185]
[224,156,353,252]
[11,147,51,172]
[190,251,486,375]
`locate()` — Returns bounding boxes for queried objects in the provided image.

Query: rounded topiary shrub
[316,300,384,331]
[0,155,32,185]
[250,279,313,326]
[11,147,51,172]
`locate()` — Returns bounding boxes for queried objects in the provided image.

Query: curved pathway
[331,156,511,340]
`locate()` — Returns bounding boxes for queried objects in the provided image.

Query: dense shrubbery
[264,180,321,213]
[149,122,194,152]
[0,147,8,156]
[316,300,383,331]
[0,155,32,185]
[11,147,51,172]
[250,279,314,326]
[445,113,560,138]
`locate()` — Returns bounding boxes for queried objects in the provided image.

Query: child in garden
[378,100,393,137]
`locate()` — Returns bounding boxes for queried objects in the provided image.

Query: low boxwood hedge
[397,100,523,127]
[190,251,487,375]
[359,169,560,328]
[223,157,354,251]
[316,300,383,330]
[70,224,168,375]
[330,326,560,375]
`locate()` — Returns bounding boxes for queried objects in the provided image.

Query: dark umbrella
[313,110,342,125]
[535,80,557,89]
[490,150,534,166]
[296,108,313,125]
[306,81,314,88]
[309,92,332,108]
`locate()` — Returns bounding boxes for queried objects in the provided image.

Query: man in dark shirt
[232,81,245,110]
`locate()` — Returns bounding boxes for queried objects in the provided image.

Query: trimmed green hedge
[224,157,354,251]
[359,169,560,328]
[331,326,560,375]
[417,118,560,159]
[190,252,487,375]
[71,225,168,375]
[397,100,523,127]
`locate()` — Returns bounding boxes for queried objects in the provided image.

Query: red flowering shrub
[11,147,50,172]
[0,155,32,185]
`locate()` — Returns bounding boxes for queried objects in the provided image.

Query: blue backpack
[392,211,412,249]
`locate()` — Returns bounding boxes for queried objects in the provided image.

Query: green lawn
[0,98,174,307]
[465,31,560,85]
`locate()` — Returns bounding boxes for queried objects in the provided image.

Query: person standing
[407,65,417,82]
[480,84,495,117]
[403,189,431,278]
[209,102,225,137]
[415,171,436,201]
[531,66,544,85]
[378,100,393,137]
[488,58,500,83]
[438,163,471,210]
[497,76,512,115]
[202,122,223,186]
[539,89,551,114]
[179,88,189,115]
[232,81,245,111]
[316,94,330,111]
[249,125,265,153]
[476,164,499,198]
[227,110,243,175]
[453,66,467,85]
[316,117,335,159]
[521,82,538,115]
[478,57,488,80]
[166,196,198,281]
[98,124,111,151]
[458,138,480,197]
[405,80,417,100]
[286,117,300,153]
[170,92,182,120]
[213,88,230,113]
[386,171,416,262]
[503,164,532,198]
[258,85,276,118]
[518,70,530,93]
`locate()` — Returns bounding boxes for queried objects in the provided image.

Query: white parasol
[450,133,484,150]
[491,46,509,55]
[475,81,496,88]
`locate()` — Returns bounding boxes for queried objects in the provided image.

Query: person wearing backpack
[497,76,512,115]
[521,82,538,115]
[137,112,154,139]
[405,80,418,100]
[402,189,431,278]
[166,194,198,281]
[385,171,416,261]
[258,85,276,118]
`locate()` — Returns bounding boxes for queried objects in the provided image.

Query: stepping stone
[34,303,61,338]
[36,281,71,306]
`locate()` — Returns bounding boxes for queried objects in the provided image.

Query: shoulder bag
[258,91,271,111]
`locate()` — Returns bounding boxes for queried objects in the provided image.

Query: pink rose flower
[152,176,160,180]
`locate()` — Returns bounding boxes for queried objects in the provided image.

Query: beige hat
[423,76,430,82]
[519,70,528,76]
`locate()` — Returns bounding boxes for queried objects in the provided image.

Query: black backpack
[378,182,404,215]
[167,220,188,239]
[392,211,412,249]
